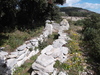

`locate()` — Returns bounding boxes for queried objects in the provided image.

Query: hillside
[60,7,97,17]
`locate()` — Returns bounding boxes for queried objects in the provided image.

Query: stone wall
[31,19,70,75]
[0,19,70,75]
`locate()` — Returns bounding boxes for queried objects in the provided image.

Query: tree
[18,0,66,23]
[0,0,18,31]
[0,0,66,31]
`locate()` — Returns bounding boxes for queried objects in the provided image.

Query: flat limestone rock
[7,59,17,68]
[0,51,8,56]
[17,44,27,51]
[41,45,53,54]
[27,49,39,59]
[52,39,67,48]
[11,52,18,56]
[18,49,26,55]
[26,43,33,48]
[50,48,61,58]
[32,62,55,73]
[36,54,55,67]
[17,59,24,67]
[17,53,26,61]
[7,55,17,59]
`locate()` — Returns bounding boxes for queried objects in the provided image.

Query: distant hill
[60,7,97,17]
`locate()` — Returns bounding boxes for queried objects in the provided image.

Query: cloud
[75,3,100,9]
[59,0,100,13]
[66,0,81,6]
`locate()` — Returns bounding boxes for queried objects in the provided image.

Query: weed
[29,48,33,51]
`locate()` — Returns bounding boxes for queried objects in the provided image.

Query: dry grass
[0,26,44,52]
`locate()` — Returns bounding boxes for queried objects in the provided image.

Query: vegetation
[0,0,66,51]
[60,7,97,17]
[82,14,100,74]
[0,0,65,73]
[74,19,85,26]
[54,18,100,75]
[0,26,44,52]
[54,24,89,75]
[67,14,100,74]
[65,26,85,75]
[0,0,66,32]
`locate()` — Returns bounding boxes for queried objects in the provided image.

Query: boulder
[60,19,69,30]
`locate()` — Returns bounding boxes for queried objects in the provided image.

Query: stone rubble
[0,19,70,75]
[31,19,70,75]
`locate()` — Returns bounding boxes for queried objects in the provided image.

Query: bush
[82,14,100,62]
[74,19,84,26]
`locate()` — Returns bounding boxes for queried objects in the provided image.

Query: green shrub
[38,41,48,50]
[74,19,84,26]
[83,14,100,61]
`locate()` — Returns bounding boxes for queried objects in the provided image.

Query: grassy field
[0,26,44,52]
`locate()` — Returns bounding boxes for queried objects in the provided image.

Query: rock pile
[0,19,70,75]
[31,19,70,75]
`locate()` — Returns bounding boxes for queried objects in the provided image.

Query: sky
[59,0,100,13]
